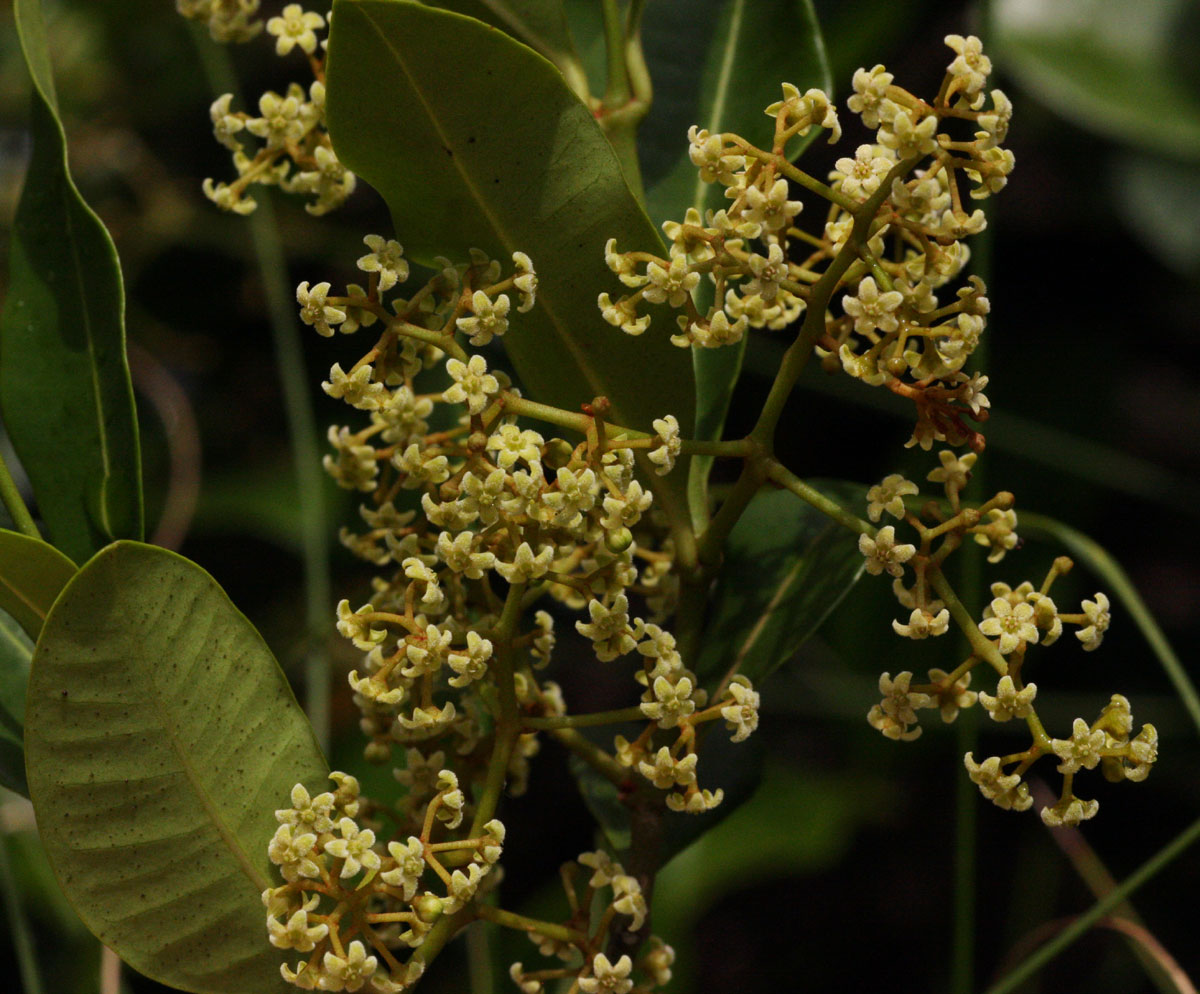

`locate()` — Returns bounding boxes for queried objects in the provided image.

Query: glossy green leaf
[0,609,33,796]
[695,481,865,685]
[642,0,830,222]
[990,0,1200,159]
[0,528,77,641]
[638,0,830,527]
[325,0,694,524]
[25,542,329,993]
[1,0,144,564]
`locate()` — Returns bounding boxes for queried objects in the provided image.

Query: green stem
[557,57,592,106]
[503,395,645,439]
[951,705,979,994]
[692,160,919,567]
[623,0,652,110]
[466,921,493,994]
[550,727,628,785]
[730,138,858,213]
[474,903,588,945]
[523,706,644,731]
[0,450,38,539]
[470,581,526,834]
[695,455,765,565]
[982,813,1200,994]
[951,170,992,994]
[927,569,1010,678]
[191,29,333,755]
[410,906,475,973]
[597,0,645,202]
[0,832,43,994]
[600,0,630,108]
[765,461,873,535]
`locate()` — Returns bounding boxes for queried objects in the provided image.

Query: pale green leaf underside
[325,0,694,523]
[2,0,144,564]
[0,527,77,641]
[696,482,865,686]
[26,542,328,993]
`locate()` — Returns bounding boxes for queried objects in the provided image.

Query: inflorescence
[186,12,1156,989]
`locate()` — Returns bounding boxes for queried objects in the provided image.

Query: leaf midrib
[115,583,269,893]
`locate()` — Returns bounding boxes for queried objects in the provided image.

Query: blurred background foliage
[1,1,1198,992]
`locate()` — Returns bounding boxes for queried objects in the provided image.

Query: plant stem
[600,0,630,109]
[623,0,652,111]
[0,450,38,539]
[0,832,43,994]
[523,706,644,730]
[466,922,493,994]
[190,28,333,754]
[982,813,1200,994]
[927,569,1011,679]
[475,903,588,944]
[470,581,526,834]
[693,158,919,566]
[765,461,872,535]
[951,167,992,994]
[597,0,645,201]
[549,727,628,785]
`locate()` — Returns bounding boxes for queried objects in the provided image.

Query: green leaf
[0,609,34,796]
[25,542,329,994]
[325,0,695,525]
[642,0,830,223]
[990,0,1200,159]
[0,528,77,641]
[637,0,830,528]
[569,753,631,852]
[695,481,865,686]
[1111,152,1200,278]
[1,0,144,565]
[0,527,74,798]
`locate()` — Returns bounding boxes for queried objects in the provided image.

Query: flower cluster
[196,4,356,216]
[508,850,674,994]
[601,36,1010,452]
[265,772,504,991]
[176,0,263,42]
[176,19,1163,994]
[301,236,754,827]
[859,450,1155,825]
[263,225,761,990]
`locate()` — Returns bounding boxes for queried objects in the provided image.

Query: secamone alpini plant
[0,2,1176,994]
